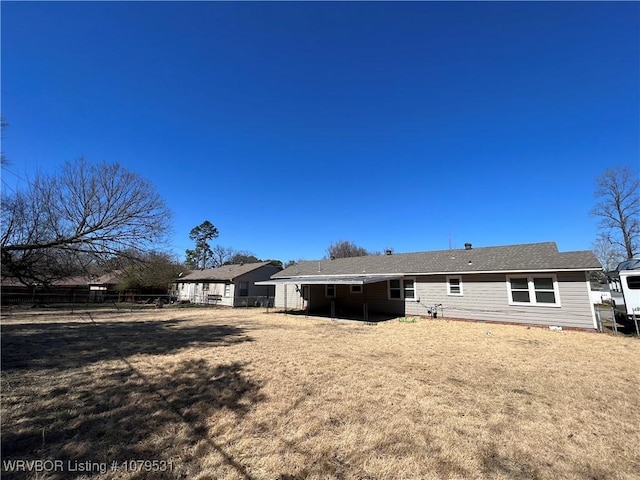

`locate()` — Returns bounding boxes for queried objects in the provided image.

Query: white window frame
[506,274,561,307]
[223,283,231,298]
[326,284,336,298]
[350,284,363,294]
[447,276,463,296]
[388,278,416,301]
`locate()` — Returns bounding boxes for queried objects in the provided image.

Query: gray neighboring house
[174,262,281,307]
[257,242,602,329]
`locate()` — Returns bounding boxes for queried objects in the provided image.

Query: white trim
[264,268,600,284]
[506,274,561,307]
[447,275,464,296]
[586,271,598,329]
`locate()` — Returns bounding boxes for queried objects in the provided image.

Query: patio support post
[363,283,368,322]
[306,285,310,318]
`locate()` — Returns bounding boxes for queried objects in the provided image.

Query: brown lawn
[1,307,639,479]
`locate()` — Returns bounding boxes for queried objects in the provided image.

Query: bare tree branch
[1,157,173,285]
[591,166,640,259]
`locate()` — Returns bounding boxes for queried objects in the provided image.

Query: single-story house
[256,242,602,329]
[173,261,281,307]
[0,271,122,305]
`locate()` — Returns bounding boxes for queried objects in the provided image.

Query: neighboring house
[0,272,122,305]
[257,242,602,329]
[173,262,281,307]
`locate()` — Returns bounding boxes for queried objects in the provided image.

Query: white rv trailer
[607,259,640,321]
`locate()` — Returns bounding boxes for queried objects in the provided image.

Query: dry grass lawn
[2,307,639,479]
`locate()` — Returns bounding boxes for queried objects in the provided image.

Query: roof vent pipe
[465,243,472,250]
[385,249,393,255]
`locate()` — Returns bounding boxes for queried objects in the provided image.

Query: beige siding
[274,283,306,310]
[412,272,595,329]
[177,281,233,306]
[272,272,595,329]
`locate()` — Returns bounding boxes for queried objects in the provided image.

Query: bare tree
[591,166,640,259]
[209,245,236,268]
[1,157,173,285]
[326,240,370,259]
[592,233,626,272]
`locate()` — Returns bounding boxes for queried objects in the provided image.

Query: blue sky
[2,1,638,263]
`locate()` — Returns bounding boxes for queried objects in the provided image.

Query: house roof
[272,242,601,280]
[176,262,276,282]
[257,274,402,286]
[1,271,122,287]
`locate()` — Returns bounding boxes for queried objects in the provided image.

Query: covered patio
[256,275,404,322]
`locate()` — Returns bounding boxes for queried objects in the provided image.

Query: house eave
[264,267,601,284]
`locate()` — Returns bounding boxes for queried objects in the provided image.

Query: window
[389,279,402,299]
[507,275,560,306]
[627,276,640,290]
[403,279,415,299]
[447,276,463,296]
[223,283,231,297]
[239,281,249,297]
[326,285,336,297]
[533,277,556,303]
[388,278,416,300]
[203,283,209,291]
[350,284,363,294]
[510,277,530,303]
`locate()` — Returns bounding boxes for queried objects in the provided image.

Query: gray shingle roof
[177,262,274,282]
[273,242,601,279]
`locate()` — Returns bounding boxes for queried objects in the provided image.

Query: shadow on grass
[2,315,263,479]
[1,315,250,370]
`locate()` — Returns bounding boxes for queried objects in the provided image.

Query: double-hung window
[224,283,231,297]
[507,275,560,306]
[239,281,249,297]
[389,278,415,300]
[447,276,463,296]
